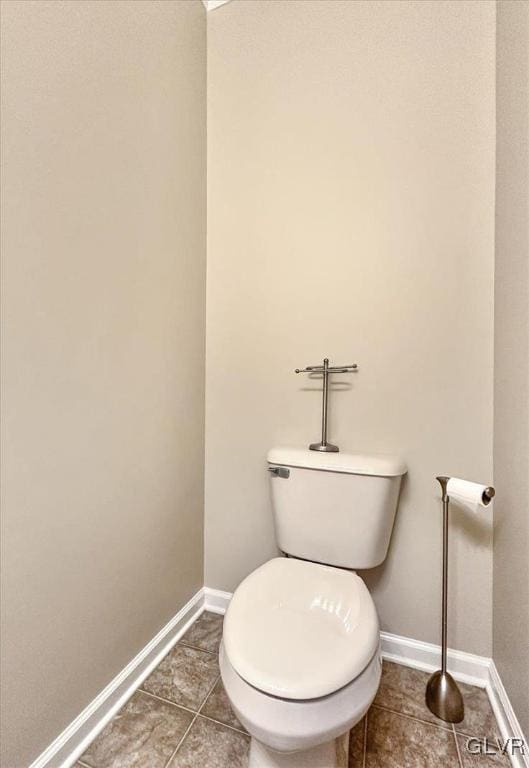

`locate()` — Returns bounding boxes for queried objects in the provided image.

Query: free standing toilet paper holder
[426,475,495,723]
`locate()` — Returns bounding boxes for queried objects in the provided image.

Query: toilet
[220,447,407,768]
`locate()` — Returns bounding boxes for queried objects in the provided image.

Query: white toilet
[220,447,407,768]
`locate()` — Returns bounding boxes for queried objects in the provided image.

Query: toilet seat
[220,639,382,755]
[223,557,379,700]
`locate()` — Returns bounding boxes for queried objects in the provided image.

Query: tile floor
[77,612,509,768]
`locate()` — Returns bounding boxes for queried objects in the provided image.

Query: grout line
[198,712,249,737]
[197,675,222,715]
[138,688,199,716]
[371,703,454,733]
[362,712,368,768]
[194,674,249,735]
[139,682,248,735]
[200,674,219,710]
[163,711,199,768]
[178,640,217,656]
[452,724,464,768]
[453,726,495,739]
[163,675,222,768]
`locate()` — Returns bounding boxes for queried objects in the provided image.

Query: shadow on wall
[450,503,492,551]
[360,472,409,614]
[298,374,355,393]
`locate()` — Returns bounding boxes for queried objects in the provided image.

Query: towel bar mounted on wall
[295,358,358,453]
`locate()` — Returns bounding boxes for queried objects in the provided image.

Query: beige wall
[206,0,496,656]
[0,2,206,766]
[6,0,525,762]
[493,0,529,739]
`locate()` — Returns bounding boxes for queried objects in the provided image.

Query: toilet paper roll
[446,477,494,514]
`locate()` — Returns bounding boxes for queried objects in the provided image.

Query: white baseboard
[379,630,491,688]
[30,584,528,768]
[487,661,529,768]
[204,586,528,767]
[203,586,233,615]
[29,588,206,768]
[381,631,528,768]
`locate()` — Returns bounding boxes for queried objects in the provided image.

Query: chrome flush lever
[268,466,290,479]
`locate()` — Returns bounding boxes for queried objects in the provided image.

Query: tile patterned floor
[77,612,249,768]
[77,612,509,768]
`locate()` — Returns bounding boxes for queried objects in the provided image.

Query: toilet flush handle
[268,466,290,479]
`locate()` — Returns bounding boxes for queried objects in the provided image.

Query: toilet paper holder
[438,476,495,505]
[426,475,495,724]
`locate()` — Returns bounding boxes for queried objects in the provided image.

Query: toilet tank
[267,447,407,569]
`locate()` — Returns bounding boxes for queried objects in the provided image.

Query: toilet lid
[223,557,379,700]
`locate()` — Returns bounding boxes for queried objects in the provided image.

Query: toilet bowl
[220,557,382,768]
[220,447,406,767]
